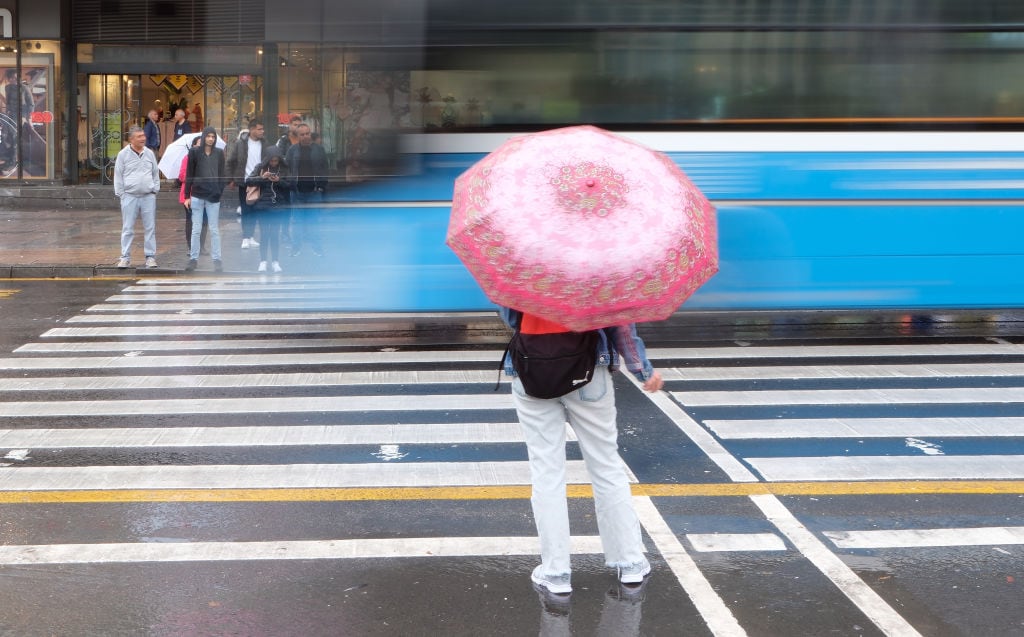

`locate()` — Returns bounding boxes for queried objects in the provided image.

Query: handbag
[245,184,260,204]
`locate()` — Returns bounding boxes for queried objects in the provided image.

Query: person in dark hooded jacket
[184,126,227,272]
[245,146,292,272]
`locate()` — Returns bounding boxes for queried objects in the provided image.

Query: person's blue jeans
[120,193,157,259]
[189,198,221,260]
[511,366,646,576]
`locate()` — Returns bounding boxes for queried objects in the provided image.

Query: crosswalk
[2,277,1023,635]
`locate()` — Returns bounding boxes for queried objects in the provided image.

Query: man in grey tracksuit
[114,125,161,268]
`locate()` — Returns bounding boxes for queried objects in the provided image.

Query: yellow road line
[0,481,1021,504]
[0,289,20,298]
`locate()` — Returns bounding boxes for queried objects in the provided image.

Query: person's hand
[261,170,270,179]
[269,174,279,182]
[642,370,664,393]
[184,197,191,209]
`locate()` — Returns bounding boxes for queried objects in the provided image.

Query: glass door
[82,74,140,184]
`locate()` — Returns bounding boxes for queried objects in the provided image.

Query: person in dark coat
[285,123,328,257]
[184,126,227,272]
[245,146,292,272]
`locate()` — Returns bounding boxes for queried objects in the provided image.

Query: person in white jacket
[114,125,161,268]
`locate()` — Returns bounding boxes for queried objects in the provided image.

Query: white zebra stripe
[0,394,513,417]
[0,370,501,390]
[672,387,1024,406]
[662,363,1024,381]
[825,526,1024,549]
[0,461,604,490]
[747,455,1024,481]
[0,536,604,565]
[0,423,541,448]
[705,417,1024,439]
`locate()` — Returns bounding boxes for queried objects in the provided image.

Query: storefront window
[0,39,59,180]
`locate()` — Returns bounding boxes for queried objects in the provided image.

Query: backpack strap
[496,329,515,391]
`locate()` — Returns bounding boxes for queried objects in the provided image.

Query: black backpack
[501,328,601,399]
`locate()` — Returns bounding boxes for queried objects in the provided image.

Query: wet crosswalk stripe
[705,417,1024,439]
[0,535,605,565]
[673,387,1024,405]
[825,526,1024,549]
[747,454,1024,481]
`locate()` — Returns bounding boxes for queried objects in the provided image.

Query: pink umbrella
[447,125,718,331]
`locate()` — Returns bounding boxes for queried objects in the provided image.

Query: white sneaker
[116,257,130,268]
[257,261,267,272]
[248,238,260,247]
[617,558,651,584]
[241,238,251,249]
[145,256,158,269]
[531,565,571,595]
[271,261,282,273]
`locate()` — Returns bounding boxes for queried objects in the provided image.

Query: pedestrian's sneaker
[617,558,651,584]
[290,248,301,258]
[145,256,158,269]
[531,565,571,595]
[241,238,251,249]
[116,257,130,268]
[185,259,198,272]
[257,261,267,272]
[271,261,282,273]
[213,260,223,273]
[248,238,260,247]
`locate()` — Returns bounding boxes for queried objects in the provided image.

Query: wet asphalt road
[0,277,1022,636]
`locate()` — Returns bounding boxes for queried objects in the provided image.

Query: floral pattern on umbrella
[448,125,718,332]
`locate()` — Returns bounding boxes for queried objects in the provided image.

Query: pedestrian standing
[178,135,208,255]
[143,109,161,155]
[172,109,191,141]
[245,146,292,272]
[498,307,663,596]
[113,126,161,269]
[285,123,327,257]
[226,118,272,250]
[184,126,227,272]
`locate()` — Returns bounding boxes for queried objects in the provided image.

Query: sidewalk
[0,189,326,278]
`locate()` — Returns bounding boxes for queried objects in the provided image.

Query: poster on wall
[0,54,54,179]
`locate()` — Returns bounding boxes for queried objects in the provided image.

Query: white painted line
[18,338,443,352]
[0,423,546,448]
[648,344,1024,360]
[628,375,922,636]
[107,291,354,301]
[751,495,923,637]
[672,387,1024,406]
[825,526,1024,549]
[0,370,502,391]
[120,283,359,292]
[87,301,429,311]
[705,417,1024,439]
[0,535,604,565]
[42,322,497,337]
[662,363,1024,381]
[747,456,1024,481]
[66,312,498,323]
[623,374,756,482]
[0,461,608,490]
[0,350,503,369]
[686,533,787,553]
[0,394,514,417]
[633,496,746,636]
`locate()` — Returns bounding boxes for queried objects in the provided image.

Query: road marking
[0,481,1021,504]
[0,461,603,490]
[825,526,1024,549]
[66,311,498,323]
[0,370,502,390]
[686,533,787,553]
[42,322,500,337]
[0,350,503,368]
[0,289,19,298]
[634,495,746,635]
[650,344,1024,359]
[663,362,1024,380]
[0,394,513,416]
[705,417,1024,439]
[673,387,1024,406]
[751,495,923,637]
[747,455,1024,481]
[0,423,542,447]
[627,374,923,637]
[0,535,604,565]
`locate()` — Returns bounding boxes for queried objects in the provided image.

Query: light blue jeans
[512,366,645,576]
[189,197,221,261]
[119,193,157,259]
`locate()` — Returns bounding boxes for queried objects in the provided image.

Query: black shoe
[213,260,223,273]
[185,259,197,272]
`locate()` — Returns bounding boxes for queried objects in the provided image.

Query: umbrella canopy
[447,125,718,332]
[158,131,227,179]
